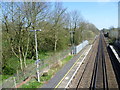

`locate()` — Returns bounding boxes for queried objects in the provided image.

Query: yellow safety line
[54,49,87,89]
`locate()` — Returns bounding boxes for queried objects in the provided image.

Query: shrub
[3,66,16,75]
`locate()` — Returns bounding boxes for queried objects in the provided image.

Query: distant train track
[90,34,108,89]
[69,33,119,89]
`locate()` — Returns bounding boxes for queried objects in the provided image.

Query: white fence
[74,40,89,54]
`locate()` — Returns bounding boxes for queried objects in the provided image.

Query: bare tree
[2,2,50,70]
[49,3,67,52]
[2,2,24,71]
[70,10,81,31]
[69,10,83,45]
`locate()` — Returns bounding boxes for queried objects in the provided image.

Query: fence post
[13,77,16,88]
[17,70,19,81]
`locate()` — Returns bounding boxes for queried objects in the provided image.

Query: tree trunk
[19,56,23,71]
[54,34,58,52]
[23,56,27,68]
[54,40,57,52]
[19,46,23,71]
[23,36,29,68]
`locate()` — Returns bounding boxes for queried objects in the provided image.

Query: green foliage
[57,29,70,50]
[26,59,35,65]
[2,2,99,78]
[2,57,19,75]
[20,72,53,88]
[73,22,99,45]
[2,75,11,80]
[20,55,73,88]
[62,55,73,65]
[108,38,116,45]
[20,80,42,88]
[38,51,53,60]
[41,73,53,81]
[2,66,16,75]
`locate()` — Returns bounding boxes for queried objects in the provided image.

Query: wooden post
[13,77,16,88]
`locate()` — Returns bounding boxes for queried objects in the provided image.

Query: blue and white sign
[35,59,40,65]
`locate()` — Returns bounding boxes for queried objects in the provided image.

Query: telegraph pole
[30,29,41,82]
[34,30,40,82]
[69,31,75,55]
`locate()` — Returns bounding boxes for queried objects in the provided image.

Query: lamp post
[69,31,75,55]
[30,29,41,82]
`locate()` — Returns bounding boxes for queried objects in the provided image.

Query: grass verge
[20,55,73,88]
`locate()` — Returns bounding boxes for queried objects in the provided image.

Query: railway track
[69,34,99,88]
[90,34,108,89]
[68,33,119,89]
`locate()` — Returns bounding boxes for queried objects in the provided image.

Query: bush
[108,38,116,45]
[3,66,16,75]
